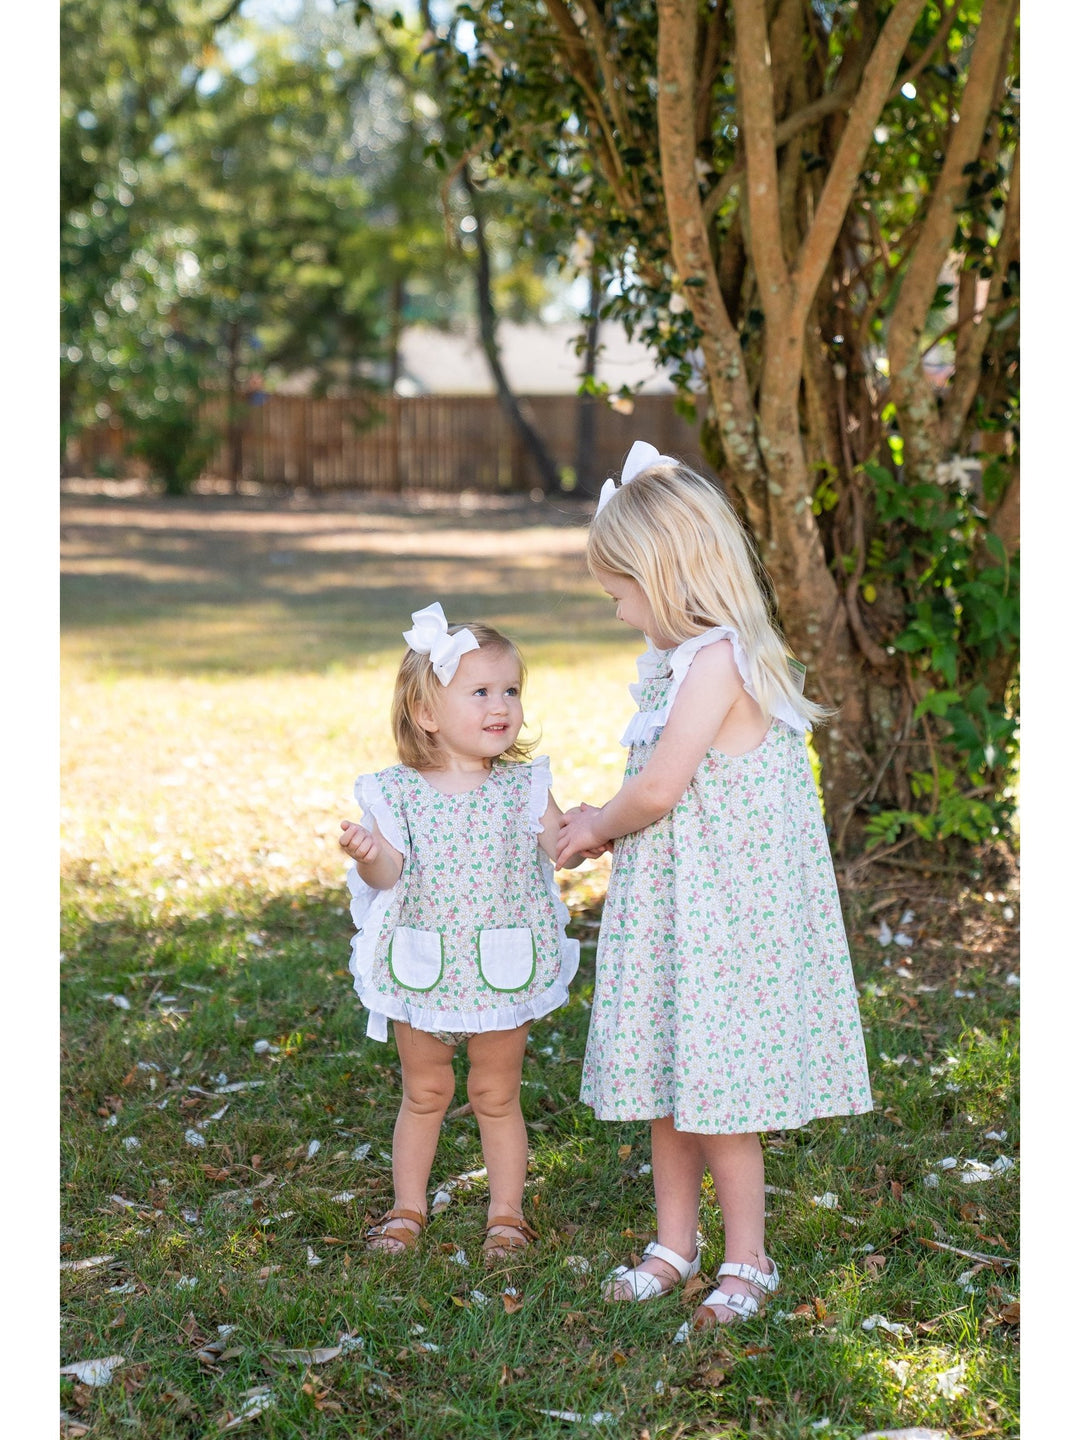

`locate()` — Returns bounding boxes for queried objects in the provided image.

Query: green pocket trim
[388,928,444,992]
[475,927,537,993]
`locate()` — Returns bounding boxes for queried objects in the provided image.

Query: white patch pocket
[477,927,536,993]
[389,927,443,991]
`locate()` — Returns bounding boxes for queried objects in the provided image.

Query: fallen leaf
[59,1355,126,1386]
[60,1254,115,1272]
[502,1292,524,1314]
[275,1346,342,1366]
[863,1253,887,1276]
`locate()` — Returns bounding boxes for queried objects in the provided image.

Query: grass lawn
[60,487,1019,1439]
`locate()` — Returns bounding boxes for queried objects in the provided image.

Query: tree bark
[887,0,1017,482]
[462,169,563,495]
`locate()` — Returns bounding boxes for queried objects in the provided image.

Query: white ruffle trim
[347,761,578,1043]
[621,627,808,746]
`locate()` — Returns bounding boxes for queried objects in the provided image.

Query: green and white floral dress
[347,758,579,1042]
[580,630,873,1134]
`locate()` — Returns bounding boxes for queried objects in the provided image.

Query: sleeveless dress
[580,630,873,1134]
[347,758,579,1042]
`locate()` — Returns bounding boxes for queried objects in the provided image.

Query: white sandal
[602,1241,701,1302]
[692,1257,780,1329]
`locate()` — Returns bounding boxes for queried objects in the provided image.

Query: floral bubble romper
[347,758,579,1043]
[580,630,873,1134]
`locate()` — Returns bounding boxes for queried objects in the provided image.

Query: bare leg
[466,1022,532,1253]
[606,1116,703,1299]
[370,1023,457,1252]
[693,1131,774,1325]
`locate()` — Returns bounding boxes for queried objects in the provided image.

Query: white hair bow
[596,439,678,513]
[402,601,480,686]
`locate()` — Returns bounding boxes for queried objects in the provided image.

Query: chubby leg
[370,1022,457,1252]
[693,1131,775,1327]
[606,1116,704,1299]
[466,1022,533,1253]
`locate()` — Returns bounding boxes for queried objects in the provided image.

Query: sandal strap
[380,1207,427,1229]
[643,1242,702,1283]
[485,1215,539,1241]
[602,1263,664,1301]
[699,1287,761,1320]
[716,1258,779,1293]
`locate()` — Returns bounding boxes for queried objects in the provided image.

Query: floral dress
[347,758,579,1042]
[580,630,873,1134]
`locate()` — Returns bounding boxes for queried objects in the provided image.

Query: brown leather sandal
[482,1214,540,1263]
[365,1206,427,1254]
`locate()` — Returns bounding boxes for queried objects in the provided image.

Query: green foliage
[858,459,1019,848]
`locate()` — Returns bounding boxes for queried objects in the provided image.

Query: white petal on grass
[218,1325,236,1338]
[307,1247,323,1267]
[60,1255,114,1271]
[121,1136,141,1150]
[59,1355,125,1386]
[1005,972,1019,987]
[923,1173,941,1188]
[418,1341,441,1353]
[216,1081,265,1093]
[812,1193,839,1209]
[564,1255,590,1275]
[351,1143,372,1161]
[103,1114,118,1128]
[109,1195,137,1210]
[184,1128,207,1147]
[469,1290,491,1307]
[861,1314,913,1337]
[253,1039,280,1055]
[900,909,915,926]
[338,1333,366,1354]
[220,1389,275,1430]
[306,1140,321,1159]
[431,1188,453,1212]
[537,1411,617,1426]
[330,1192,356,1204]
[893,932,913,948]
[107,1282,137,1295]
[672,1321,691,1344]
[176,1276,198,1290]
[938,1157,958,1169]
[876,922,892,947]
[448,1249,468,1267]
[933,1363,967,1399]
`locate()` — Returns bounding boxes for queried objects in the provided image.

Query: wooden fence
[64,393,705,494]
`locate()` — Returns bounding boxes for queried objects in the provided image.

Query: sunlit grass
[60,492,1019,1437]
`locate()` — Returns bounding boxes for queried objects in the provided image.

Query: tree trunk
[461,169,563,496]
[574,259,602,499]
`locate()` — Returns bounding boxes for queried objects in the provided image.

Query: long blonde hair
[588,460,830,728]
[391,621,537,769]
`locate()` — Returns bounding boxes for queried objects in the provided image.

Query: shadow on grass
[60,490,636,674]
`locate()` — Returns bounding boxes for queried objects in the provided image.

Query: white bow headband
[596,440,678,513]
[403,601,480,686]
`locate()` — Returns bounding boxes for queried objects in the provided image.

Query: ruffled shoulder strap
[354,767,409,856]
[526,755,553,837]
[621,626,808,745]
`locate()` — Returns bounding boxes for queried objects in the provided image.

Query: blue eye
[473,687,488,696]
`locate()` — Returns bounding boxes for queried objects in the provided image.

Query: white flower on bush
[668,292,689,315]
[934,456,978,494]
[568,229,594,272]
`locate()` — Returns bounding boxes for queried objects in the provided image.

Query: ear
[415,701,439,735]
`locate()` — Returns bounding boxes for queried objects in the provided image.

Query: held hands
[556,803,611,868]
[339,820,382,866]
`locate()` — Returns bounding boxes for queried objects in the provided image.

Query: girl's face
[417,645,524,765]
[595,568,676,648]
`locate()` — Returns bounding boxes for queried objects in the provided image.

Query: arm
[339,818,404,891]
[536,792,591,869]
[555,640,745,865]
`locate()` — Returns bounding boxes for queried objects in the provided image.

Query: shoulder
[672,631,744,689]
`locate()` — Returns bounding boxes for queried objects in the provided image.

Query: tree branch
[732,0,788,331]
[886,0,1017,479]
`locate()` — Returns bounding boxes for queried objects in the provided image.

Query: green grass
[60,489,1019,1438]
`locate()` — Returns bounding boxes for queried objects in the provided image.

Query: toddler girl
[556,444,872,1327]
[341,602,582,1261]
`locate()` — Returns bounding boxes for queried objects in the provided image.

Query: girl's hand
[339,820,381,865]
[556,803,607,867]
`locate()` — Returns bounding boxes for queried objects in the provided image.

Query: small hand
[556,802,607,867]
[339,820,381,866]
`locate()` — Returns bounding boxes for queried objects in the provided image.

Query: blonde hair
[588,460,830,728]
[391,621,537,769]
